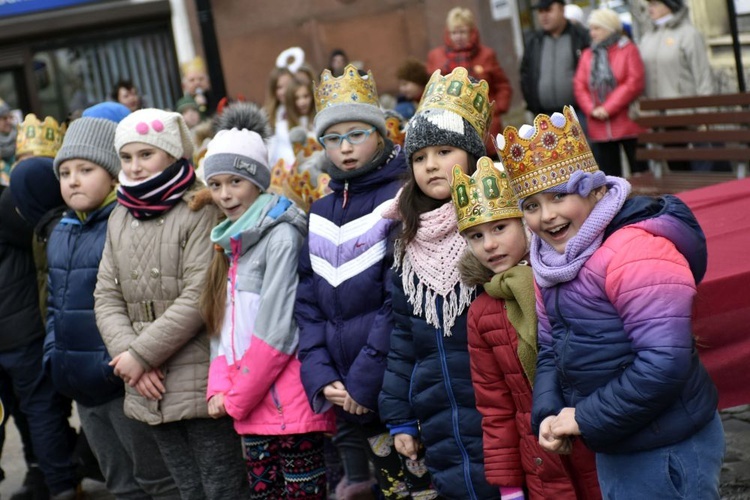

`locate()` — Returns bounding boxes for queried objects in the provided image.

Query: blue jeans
[595,411,724,499]
[0,339,77,494]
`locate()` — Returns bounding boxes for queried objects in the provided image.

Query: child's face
[119,142,175,182]
[295,86,312,115]
[399,80,423,101]
[117,87,140,112]
[182,108,201,128]
[521,188,605,253]
[207,174,261,222]
[183,70,209,95]
[58,159,116,212]
[412,145,469,201]
[276,73,293,103]
[321,121,380,172]
[463,218,527,274]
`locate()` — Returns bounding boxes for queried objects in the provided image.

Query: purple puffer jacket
[531,196,718,454]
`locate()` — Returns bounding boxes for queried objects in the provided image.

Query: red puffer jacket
[573,37,645,142]
[466,270,601,499]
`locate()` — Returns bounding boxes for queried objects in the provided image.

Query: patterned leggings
[243,432,327,499]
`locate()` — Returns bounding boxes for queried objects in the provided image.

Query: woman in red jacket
[574,8,647,177]
[427,7,512,156]
[454,158,601,500]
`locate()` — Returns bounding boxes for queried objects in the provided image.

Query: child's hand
[394,433,419,460]
[134,369,165,400]
[550,407,580,437]
[208,393,227,418]
[109,351,145,386]
[342,393,370,416]
[538,416,572,454]
[323,381,347,407]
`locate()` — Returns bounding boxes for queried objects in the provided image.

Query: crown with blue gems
[314,64,379,112]
[15,114,66,160]
[418,67,493,138]
[496,106,598,200]
[451,156,522,233]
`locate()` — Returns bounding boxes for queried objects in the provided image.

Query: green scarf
[75,189,117,222]
[483,264,538,386]
[211,193,274,253]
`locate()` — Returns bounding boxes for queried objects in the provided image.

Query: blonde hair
[446,7,475,30]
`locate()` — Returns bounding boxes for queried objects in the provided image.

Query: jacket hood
[605,194,707,284]
[327,147,407,194]
[236,194,307,255]
[458,248,493,288]
[661,7,689,29]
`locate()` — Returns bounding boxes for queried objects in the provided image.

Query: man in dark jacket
[520,0,590,116]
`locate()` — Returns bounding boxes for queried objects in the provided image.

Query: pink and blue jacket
[207,196,335,436]
[531,195,718,454]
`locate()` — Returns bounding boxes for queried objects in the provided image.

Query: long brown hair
[199,247,229,335]
[263,67,294,128]
[397,152,478,252]
[285,79,316,130]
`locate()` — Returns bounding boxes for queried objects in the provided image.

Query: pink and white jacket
[207,196,335,436]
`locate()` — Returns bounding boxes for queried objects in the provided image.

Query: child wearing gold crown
[295,64,439,499]
[451,158,601,499]
[377,67,500,499]
[499,106,723,499]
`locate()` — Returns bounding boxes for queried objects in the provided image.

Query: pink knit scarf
[384,193,474,336]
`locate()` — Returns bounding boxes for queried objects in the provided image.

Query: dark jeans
[591,139,648,177]
[0,339,77,494]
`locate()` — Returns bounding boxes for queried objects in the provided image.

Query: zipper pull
[342,181,349,208]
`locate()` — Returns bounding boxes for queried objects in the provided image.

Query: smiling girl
[199,104,334,498]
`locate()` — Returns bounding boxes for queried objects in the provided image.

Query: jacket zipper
[342,181,349,208]
[270,383,286,430]
[435,322,478,500]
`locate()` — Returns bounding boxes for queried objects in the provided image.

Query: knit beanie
[115,108,194,159]
[10,157,65,227]
[82,102,131,123]
[313,65,387,139]
[0,99,10,117]
[53,117,120,178]
[203,128,270,191]
[404,108,486,168]
[588,9,622,33]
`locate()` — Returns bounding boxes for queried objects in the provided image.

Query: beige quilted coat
[94,185,219,425]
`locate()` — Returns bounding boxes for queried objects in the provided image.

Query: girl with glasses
[295,64,439,499]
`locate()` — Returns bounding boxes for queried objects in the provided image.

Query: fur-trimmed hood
[458,249,493,288]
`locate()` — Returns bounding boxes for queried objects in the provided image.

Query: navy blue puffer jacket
[380,273,499,500]
[44,203,123,407]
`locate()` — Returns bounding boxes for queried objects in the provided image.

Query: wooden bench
[633,93,750,194]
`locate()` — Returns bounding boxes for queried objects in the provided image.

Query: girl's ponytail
[199,246,229,335]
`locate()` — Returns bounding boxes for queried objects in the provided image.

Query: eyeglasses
[318,127,376,149]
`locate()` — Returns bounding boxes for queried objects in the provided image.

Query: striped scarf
[117,158,196,219]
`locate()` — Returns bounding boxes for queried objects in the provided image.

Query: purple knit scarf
[530,176,631,288]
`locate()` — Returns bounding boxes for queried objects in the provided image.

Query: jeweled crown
[15,114,66,160]
[418,68,493,139]
[314,64,379,113]
[496,106,598,200]
[451,156,522,233]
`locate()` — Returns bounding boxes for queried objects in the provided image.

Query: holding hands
[538,407,580,454]
[323,381,370,415]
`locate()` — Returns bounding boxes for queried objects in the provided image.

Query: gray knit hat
[0,99,10,117]
[53,117,120,178]
[404,108,486,168]
[314,102,386,139]
[203,128,270,191]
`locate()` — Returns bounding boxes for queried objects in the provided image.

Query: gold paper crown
[418,68,493,139]
[497,106,598,200]
[314,64,379,113]
[15,114,66,160]
[181,56,206,76]
[283,169,332,213]
[385,114,405,147]
[451,157,522,233]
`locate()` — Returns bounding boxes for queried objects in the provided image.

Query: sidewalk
[2,406,749,499]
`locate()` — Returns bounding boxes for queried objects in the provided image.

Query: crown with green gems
[451,156,522,233]
[496,106,598,200]
[314,64,379,112]
[418,67,493,139]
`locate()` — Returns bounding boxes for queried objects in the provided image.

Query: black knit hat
[404,108,486,168]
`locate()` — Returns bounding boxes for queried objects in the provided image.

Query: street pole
[194,0,227,106]
[727,0,746,92]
